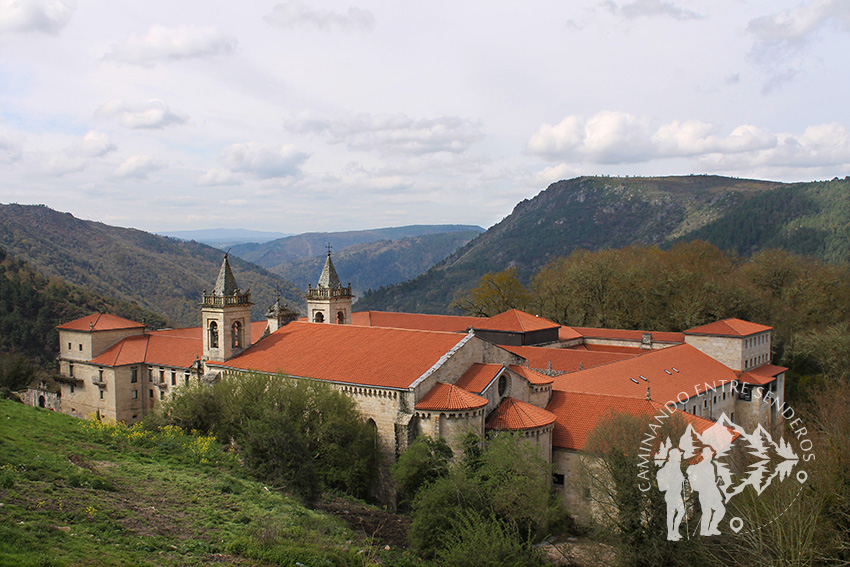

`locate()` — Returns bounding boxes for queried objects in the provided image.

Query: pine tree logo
[654,412,806,540]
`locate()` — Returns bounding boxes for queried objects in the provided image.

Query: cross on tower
[326,243,332,256]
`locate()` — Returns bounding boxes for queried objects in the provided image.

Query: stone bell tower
[306,249,353,325]
[201,255,253,362]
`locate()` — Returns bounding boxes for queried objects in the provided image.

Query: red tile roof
[474,309,560,333]
[684,318,772,337]
[415,382,488,411]
[504,345,638,373]
[149,322,268,343]
[507,364,553,385]
[211,321,468,389]
[486,397,556,431]
[559,326,583,341]
[572,327,685,343]
[739,364,788,385]
[571,344,645,354]
[455,363,503,393]
[90,334,202,368]
[550,344,737,405]
[350,311,480,332]
[547,391,718,450]
[57,313,146,332]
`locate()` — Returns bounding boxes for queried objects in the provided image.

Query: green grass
[0,399,381,567]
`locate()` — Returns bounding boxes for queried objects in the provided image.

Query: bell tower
[306,249,353,325]
[201,255,253,362]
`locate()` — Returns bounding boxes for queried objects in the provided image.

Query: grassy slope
[0,400,389,567]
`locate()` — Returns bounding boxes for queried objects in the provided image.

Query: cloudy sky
[2,1,849,234]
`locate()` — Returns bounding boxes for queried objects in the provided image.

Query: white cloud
[0,128,23,163]
[115,154,165,178]
[529,111,850,171]
[265,1,375,32]
[747,1,850,91]
[43,155,85,176]
[605,0,701,20]
[95,99,188,129]
[70,130,116,157]
[286,113,482,155]
[748,0,850,48]
[220,142,308,179]
[104,25,236,66]
[0,0,74,34]
[198,168,241,186]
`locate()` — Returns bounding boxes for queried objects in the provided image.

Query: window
[208,321,219,348]
[99,390,104,400]
[337,311,345,324]
[231,321,242,348]
[149,389,154,398]
[69,364,74,377]
[148,368,152,382]
[498,374,508,397]
[553,473,565,486]
[159,370,164,383]
[98,369,103,381]
[79,344,83,351]
[131,368,138,383]
[171,371,176,386]
[70,384,75,394]
[184,373,189,385]
[132,390,138,399]
[313,311,325,323]
[160,390,165,400]
[68,342,71,349]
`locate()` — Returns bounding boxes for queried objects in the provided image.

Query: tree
[407,433,561,564]
[391,435,453,511]
[163,373,378,503]
[451,267,530,317]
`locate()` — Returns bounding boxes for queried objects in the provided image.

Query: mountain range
[0,204,301,328]
[356,175,850,314]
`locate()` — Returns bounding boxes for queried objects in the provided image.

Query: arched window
[498,374,508,397]
[337,311,345,324]
[314,311,325,323]
[208,321,219,349]
[231,321,242,349]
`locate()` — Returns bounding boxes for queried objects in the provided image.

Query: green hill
[0,205,303,327]
[269,230,481,296]
[0,399,394,567]
[0,247,167,367]
[230,224,484,268]
[356,175,850,314]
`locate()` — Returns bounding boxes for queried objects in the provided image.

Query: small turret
[305,247,353,324]
[266,294,298,334]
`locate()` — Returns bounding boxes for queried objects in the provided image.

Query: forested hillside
[0,247,167,371]
[357,175,850,314]
[230,224,484,268]
[0,205,302,327]
[269,230,481,295]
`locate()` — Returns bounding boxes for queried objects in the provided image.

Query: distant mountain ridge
[0,204,302,327]
[356,175,850,314]
[230,224,484,268]
[269,230,482,296]
[157,228,293,248]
